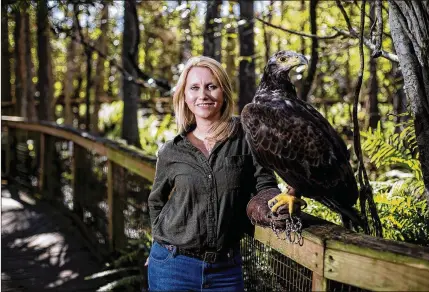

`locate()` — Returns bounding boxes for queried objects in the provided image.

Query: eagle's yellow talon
[268,192,306,216]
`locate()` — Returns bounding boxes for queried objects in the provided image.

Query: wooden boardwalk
[1,184,108,291]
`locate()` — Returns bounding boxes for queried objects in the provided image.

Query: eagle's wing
[241,99,352,198]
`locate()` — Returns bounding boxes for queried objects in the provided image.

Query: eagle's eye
[279,56,287,62]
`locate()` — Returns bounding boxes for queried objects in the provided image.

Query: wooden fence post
[312,272,327,291]
[5,127,16,179]
[72,143,88,220]
[41,135,61,201]
[38,133,45,192]
[107,160,126,251]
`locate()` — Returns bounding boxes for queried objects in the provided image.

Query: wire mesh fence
[241,233,313,292]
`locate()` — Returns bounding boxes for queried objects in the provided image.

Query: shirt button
[208,174,212,179]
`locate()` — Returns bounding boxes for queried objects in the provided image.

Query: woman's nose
[199,87,210,98]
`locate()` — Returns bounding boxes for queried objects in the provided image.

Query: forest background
[1,0,428,248]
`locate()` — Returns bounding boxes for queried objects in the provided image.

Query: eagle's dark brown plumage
[241,51,367,232]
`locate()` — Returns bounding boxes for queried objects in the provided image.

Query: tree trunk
[122,0,141,147]
[225,1,237,102]
[263,1,274,63]
[368,55,380,129]
[36,0,54,121]
[24,7,36,121]
[178,0,192,64]
[64,9,78,126]
[238,0,255,113]
[392,63,408,133]
[14,7,27,117]
[389,0,429,203]
[300,0,319,102]
[1,2,12,115]
[277,2,285,52]
[368,4,380,129]
[203,0,222,62]
[92,3,109,134]
[85,15,92,132]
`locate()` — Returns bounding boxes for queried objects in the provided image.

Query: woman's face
[184,67,224,124]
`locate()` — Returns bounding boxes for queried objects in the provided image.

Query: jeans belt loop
[164,244,177,257]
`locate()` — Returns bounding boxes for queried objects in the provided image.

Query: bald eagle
[241,51,367,233]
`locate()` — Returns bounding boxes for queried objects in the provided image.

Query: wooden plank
[107,161,126,251]
[38,133,45,192]
[324,248,429,291]
[107,160,114,250]
[107,147,155,181]
[326,237,429,270]
[5,122,108,156]
[3,119,156,182]
[312,272,327,291]
[254,226,324,275]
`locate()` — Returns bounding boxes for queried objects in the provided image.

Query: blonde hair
[173,56,236,142]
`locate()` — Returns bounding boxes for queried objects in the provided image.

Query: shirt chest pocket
[223,155,253,190]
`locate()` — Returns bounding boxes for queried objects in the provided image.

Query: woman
[147,56,283,291]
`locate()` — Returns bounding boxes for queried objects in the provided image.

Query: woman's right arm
[148,148,173,227]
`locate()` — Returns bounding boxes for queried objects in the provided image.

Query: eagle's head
[265,51,308,81]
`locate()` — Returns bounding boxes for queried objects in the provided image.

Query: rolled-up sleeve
[148,148,172,226]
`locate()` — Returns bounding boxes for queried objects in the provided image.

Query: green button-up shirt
[148,117,279,251]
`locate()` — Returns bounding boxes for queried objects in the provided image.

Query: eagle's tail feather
[321,197,369,234]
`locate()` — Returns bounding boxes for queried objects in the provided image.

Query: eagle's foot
[268,192,307,216]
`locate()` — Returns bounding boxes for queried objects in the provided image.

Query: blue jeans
[148,242,244,291]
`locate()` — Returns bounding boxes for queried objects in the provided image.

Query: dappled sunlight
[1,185,108,290]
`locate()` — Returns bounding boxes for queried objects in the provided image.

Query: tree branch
[372,0,383,58]
[335,0,357,36]
[334,27,399,62]
[51,21,171,94]
[255,17,340,40]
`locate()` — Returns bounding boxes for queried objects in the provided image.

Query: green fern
[361,121,428,245]
[86,236,151,291]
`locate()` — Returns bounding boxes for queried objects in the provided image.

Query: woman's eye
[208,85,217,90]
[190,86,199,90]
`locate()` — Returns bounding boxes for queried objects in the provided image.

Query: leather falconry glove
[246,188,291,230]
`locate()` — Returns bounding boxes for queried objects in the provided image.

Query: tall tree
[24,7,36,121]
[367,3,380,129]
[1,2,12,115]
[225,1,237,100]
[36,0,54,121]
[389,0,429,203]
[122,0,141,147]
[178,0,192,64]
[300,0,319,102]
[203,0,222,62]
[263,1,274,63]
[92,3,109,134]
[238,0,255,113]
[63,9,78,126]
[14,6,27,117]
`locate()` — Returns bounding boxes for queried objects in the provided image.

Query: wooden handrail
[1,116,156,181]
[2,116,429,291]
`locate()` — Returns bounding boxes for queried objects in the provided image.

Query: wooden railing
[2,116,429,291]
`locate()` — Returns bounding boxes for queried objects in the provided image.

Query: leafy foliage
[86,235,152,291]
[361,121,428,245]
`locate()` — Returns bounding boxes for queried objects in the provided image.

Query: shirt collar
[173,124,196,144]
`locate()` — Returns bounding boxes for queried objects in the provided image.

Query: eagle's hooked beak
[287,53,308,70]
